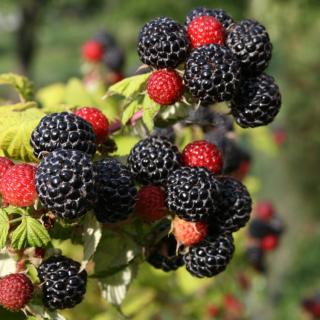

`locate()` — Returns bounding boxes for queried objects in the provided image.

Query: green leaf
[141,96,160,132]
[64,78,96,106]
[0,101,37,112]
[91,257,138,279]
[64,78,120,121]
[121,98,144,125]
[36,83,66,111]
[154,101,192,127]
[27,317,37,320]
[0,108,45,162]
[26,263,39,283]
[0,73,33,101]
[0,210,9,249]
[28,303,66,320]
[82,213,102,269]
[112,134,140,156]
[106,73,150,99]
[11,216,50,249]
[94,230,141,306]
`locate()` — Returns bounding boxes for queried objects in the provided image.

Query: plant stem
[9,217,23,224]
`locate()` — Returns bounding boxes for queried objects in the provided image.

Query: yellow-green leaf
[0,108,45,162]
[0,210,9,249]
[11,216,50,249]
[121,98,143,125]
[112,135,140,156]
[0,101,37,112]
[0,73,33,101]
[65,78,120,121]
[65,78,96,106]
[141,96,160,132]
[36,83,66,111]
[106,73,150,99]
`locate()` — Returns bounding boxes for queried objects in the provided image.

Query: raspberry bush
[0,5,282,319]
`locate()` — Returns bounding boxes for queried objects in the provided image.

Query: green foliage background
[0,0,320,319]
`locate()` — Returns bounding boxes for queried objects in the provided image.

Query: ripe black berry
[185,107,234,133]
[138,17,190,69]
[35,149,97,220]
[213,176,252,233]
[184,44,241,105]
[128,136,181,185]
[151,127,176,144]
[245,246,266,272]
[30,112,96,158]
[184,233,234,278]
[38,255,87,310]
[103,46,125,72]
[248,219,275,239]
[93,158,137,223]
[166,167,221,222]
[185,7,234,29]
[226,19,272,76]
[147,234,184,272]
[93,31,116,50]
[231,73,281,128]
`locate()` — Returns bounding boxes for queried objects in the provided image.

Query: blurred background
[0,0,320,319]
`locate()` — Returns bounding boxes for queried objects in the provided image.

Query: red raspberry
[75,107,109,143]
[273,128,287,146]
[135,186,168,222]
[147,69,183,105]
[224,294,243,312]
[207,304,220,317]
[187,16,225,49]
[237,272,251,291]
[172,216,207,246]
[182,140,223,174]
[0,273,33,311]
[82,40,104,62]
[0,164,37,207]
[255,201,274,221]
[312,303,320,317]
[0,157,14,182]
[261,234,278,251]
[34,247,46,258]
[234,159,251,180]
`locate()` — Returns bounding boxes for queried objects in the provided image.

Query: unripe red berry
[182,140,223,174]
[187,16,225,49]
[172,216,207,246]
[135,186,168,222]
[147,69,183,105]
[82,40,104,62]
[75,107,109,144]
[0,273,33,311]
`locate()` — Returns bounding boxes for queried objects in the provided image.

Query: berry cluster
[138,6,281,127]
[246,201,285,272]
[0,7,283,316]
[129,136,252,278]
